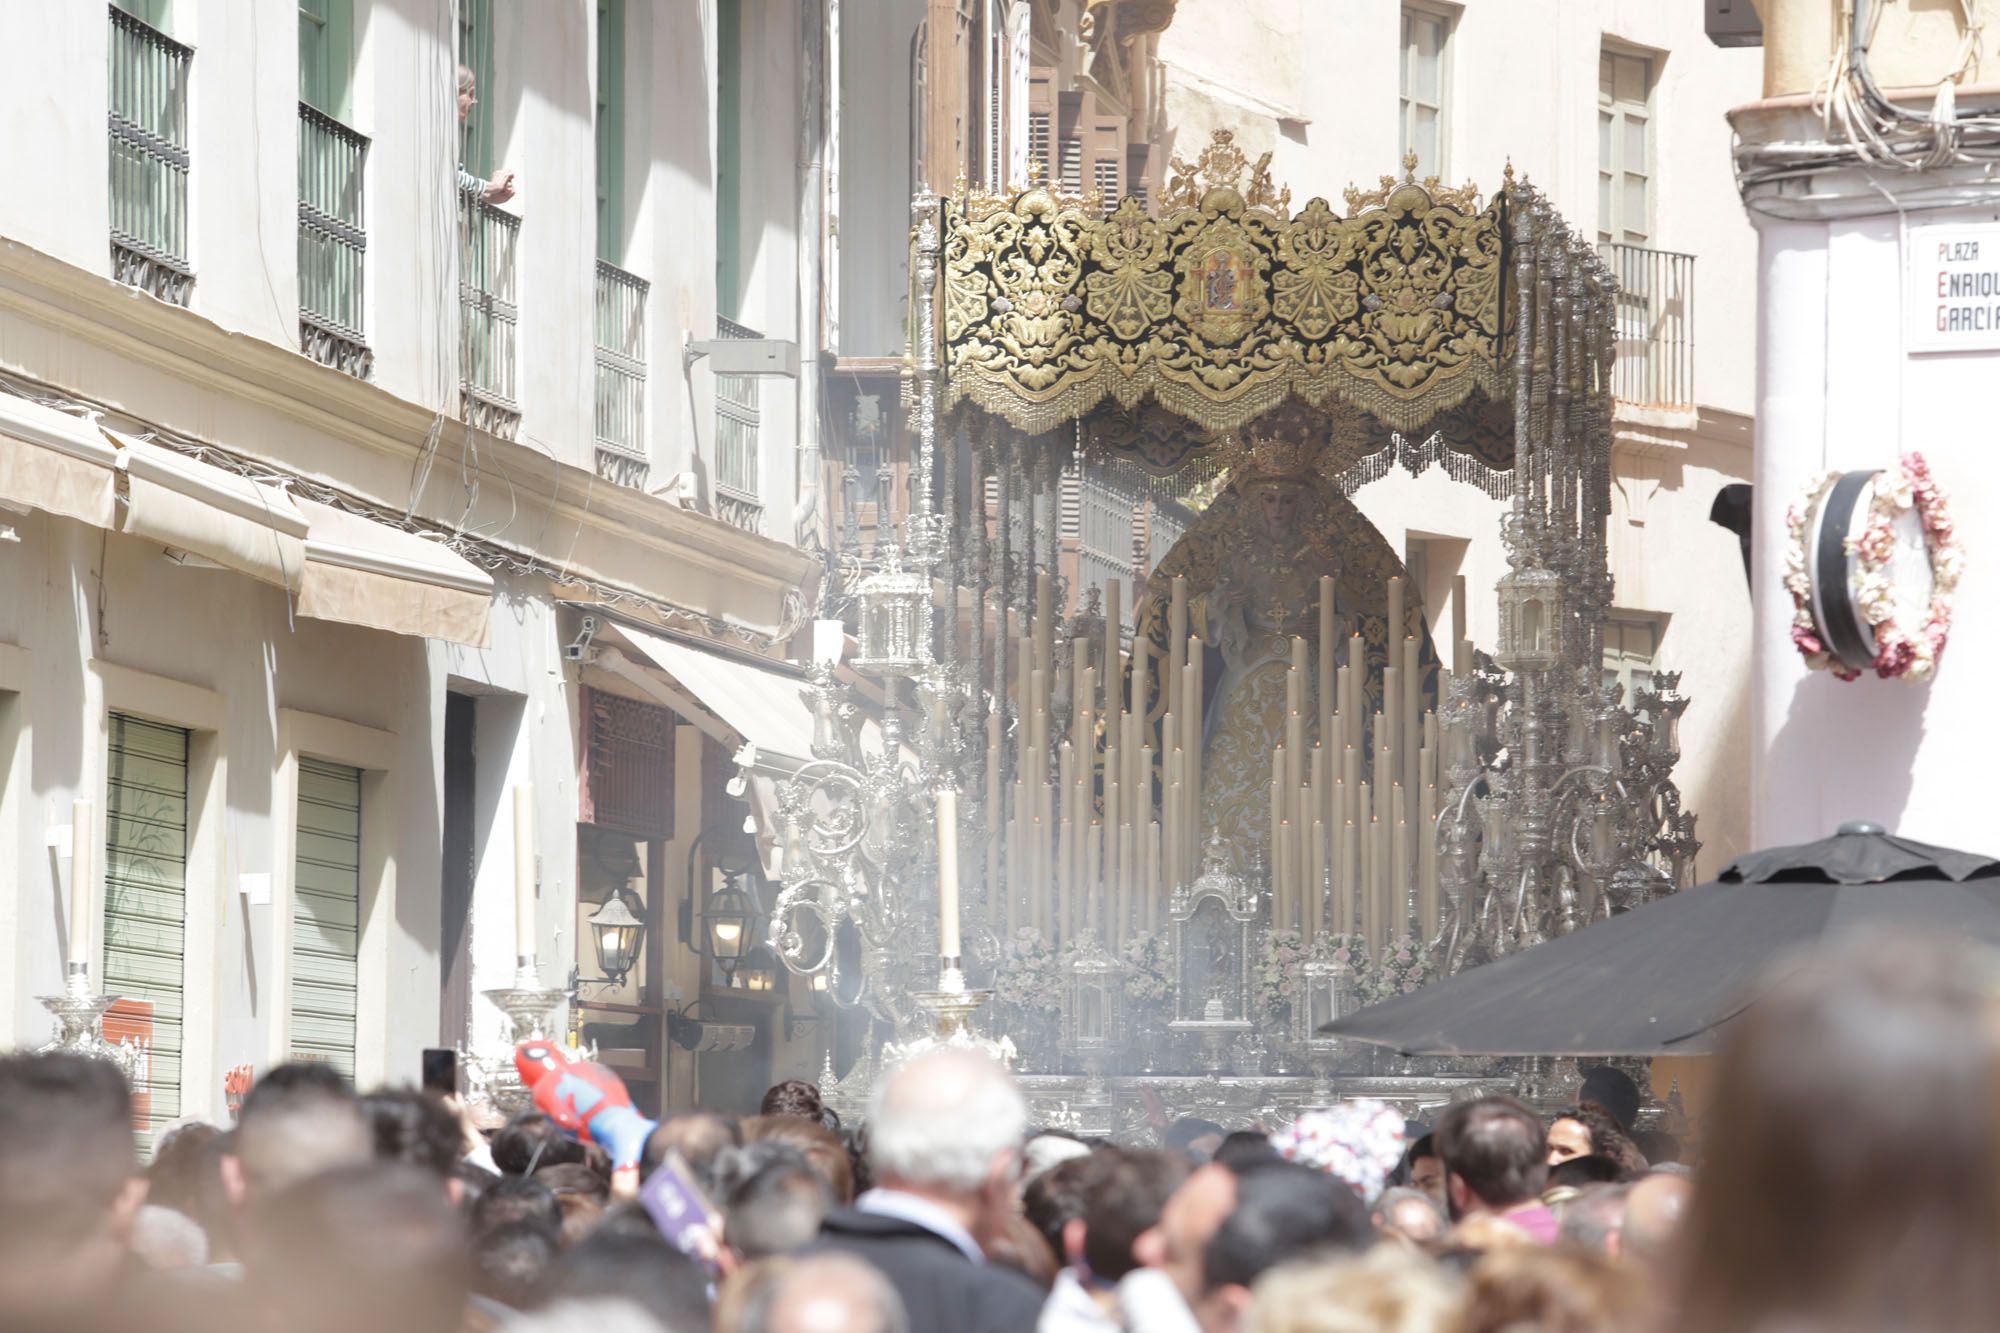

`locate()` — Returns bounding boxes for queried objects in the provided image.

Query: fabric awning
[611,623,815,769]
[107,430,309,589]
[296,498,494,647]
[0,391,118,527]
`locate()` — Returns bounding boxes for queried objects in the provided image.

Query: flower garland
[1784,452,1961,684]
[993,926,1064,1018]
[1364,934,1439,1003]
[1254,928,1311,1025]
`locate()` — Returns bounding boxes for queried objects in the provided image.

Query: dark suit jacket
[811,1206,1044,1333]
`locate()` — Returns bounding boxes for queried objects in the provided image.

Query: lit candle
[513,785,536,962]
[936,788,961,961]
[68,799,93,970]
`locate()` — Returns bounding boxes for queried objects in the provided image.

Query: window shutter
[580,688,676,837]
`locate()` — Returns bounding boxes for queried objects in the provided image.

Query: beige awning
[107,430,309,589]
[296,498,495,647]
[608,623,815,768]
[0,390,118,527]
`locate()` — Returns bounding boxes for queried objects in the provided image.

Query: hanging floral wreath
[1784,452,1962,684]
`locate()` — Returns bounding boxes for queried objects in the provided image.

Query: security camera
[563,615,599,663]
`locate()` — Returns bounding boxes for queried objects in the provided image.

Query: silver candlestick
[464,957,571,1114]
[37,963,143,1080]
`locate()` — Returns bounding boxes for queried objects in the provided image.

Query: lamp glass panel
[577,826,651,1002]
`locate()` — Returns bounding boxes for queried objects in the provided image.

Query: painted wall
[1749,205,1998,850]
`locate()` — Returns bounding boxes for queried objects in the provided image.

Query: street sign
[1908,221,2000,353]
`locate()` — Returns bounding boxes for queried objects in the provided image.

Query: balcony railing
[594,260,649,486]
[298,103,370,378]
[714,315,762,535]
[108,5,193,305]
[458,191,521,437]
[1599,241,1695,412]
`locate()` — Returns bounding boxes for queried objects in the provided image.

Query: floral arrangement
[1784,452,1961,684]
[1321,932,1370,975]
[1254,928,1311,1025]
[1364,934,1438,1003]
[1121,929,1174,1010]
[993,925,1064,1019]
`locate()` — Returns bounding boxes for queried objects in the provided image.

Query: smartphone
[421,1047,459,1097]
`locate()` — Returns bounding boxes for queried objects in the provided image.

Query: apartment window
[1028,111,1051,182]
[458,0,495,180]
[1059,136,1082,192]
[716,0,743,321]
[456,0,518,436]
[298,0,353,121]
[715,316,763,534]
[594,260,649,482]
[1602,615,1660,709]
[108,2,193,305]
[298,1,369,378]
[103,713,190,1142]
[1400,6,1449,181]
[289,758,362,1078]
[596,0,627,263]
[1599,49,1654,243]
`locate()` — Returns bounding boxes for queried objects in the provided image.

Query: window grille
[108,5,194,304]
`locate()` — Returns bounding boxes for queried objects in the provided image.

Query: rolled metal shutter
[104,712,189,1141]
[289,757,361,1078]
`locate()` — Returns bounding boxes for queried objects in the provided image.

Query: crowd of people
[4,933,1997,1332]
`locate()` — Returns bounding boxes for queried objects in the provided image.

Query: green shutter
[459,0,494,179]
[596,0,627,262]
[298,0,353,122]
[715,0,741,318]
[113,0,172,31]
[104,713,189,1140]
[289,758,362,1079]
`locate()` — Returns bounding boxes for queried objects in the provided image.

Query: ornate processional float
[770,134,1700,1132]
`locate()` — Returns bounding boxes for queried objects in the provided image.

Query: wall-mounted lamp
[586,882,647,987]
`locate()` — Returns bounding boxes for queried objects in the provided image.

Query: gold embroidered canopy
[939,132,1516,474]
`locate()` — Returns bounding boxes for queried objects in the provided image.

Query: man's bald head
[755,1254,907,1333]
[1622,1171,1691,1265]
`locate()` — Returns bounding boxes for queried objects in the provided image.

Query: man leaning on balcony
[456,65,518,205]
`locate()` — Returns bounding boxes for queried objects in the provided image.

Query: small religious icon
[1202,251,1241,311]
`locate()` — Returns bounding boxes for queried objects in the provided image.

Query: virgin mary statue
[1130,431,1437,873]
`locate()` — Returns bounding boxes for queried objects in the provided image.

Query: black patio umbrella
[1321,822,2000,1057]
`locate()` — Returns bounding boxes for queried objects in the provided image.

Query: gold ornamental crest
[935,132,1509,445]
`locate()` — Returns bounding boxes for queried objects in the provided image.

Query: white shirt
[855,1187,985,1264]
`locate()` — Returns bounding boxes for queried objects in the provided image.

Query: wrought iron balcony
[713,315,763,535]
[298,103,370,378]
[458,191,521,437]
[1598,241,1695,412]
[593,260,649,486]
[108,5,193,305]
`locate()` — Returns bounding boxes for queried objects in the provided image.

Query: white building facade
[0,0,841,1138]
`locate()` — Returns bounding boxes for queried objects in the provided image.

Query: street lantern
[700,877,758,977]
[587,882,647,986]
[736,943,781,993]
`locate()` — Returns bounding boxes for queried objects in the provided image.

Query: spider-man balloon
[513,1039,657,1171]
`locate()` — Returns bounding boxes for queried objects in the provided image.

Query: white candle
[513,785,536,961]
[937,788,962,960]
[69,799,93,969]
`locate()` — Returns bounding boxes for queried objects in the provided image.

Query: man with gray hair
[722,1140,834,1261]
[812,1048,1042,1332]
[743,1253,910,1333]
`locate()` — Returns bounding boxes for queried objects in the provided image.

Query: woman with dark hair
[1675,934,2000,1333]
[760,1078,838,1129]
